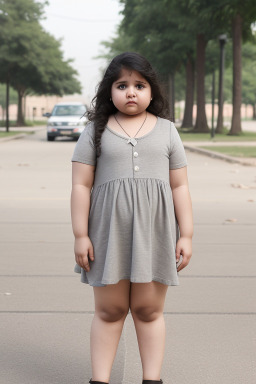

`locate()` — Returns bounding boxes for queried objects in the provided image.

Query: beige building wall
[0,94,90,121]
[175,101,253,123]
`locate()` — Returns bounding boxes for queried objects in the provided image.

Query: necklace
[113,112,147,146]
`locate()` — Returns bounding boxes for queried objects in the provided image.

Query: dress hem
[74,269,180,287]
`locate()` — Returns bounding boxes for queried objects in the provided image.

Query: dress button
[134,166,139,171]
[134,152,138,157]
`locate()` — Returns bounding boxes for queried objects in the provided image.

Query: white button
[134,166,139,171]
[134,152,138,157]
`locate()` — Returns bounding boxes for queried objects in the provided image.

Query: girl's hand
[74,236,94,272]
[176,236,192,272]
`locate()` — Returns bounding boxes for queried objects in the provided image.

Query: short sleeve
[71,122,97,166]
[169,122,187,169]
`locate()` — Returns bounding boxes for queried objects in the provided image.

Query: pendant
[127,137,137,146]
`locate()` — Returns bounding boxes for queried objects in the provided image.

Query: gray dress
[71,117,187,287]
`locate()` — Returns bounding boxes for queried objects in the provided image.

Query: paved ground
[0,129,256,384]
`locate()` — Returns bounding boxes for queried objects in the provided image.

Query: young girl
[71,52,193,384]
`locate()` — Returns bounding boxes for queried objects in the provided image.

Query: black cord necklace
[113,112,148,147]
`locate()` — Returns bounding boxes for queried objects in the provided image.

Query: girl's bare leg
[90,279,130,382]
[130,281,168,381]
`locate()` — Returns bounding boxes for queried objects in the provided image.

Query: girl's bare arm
[169,166,193,271]
[71,162,95,271]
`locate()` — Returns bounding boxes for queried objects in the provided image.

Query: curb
[0,133,30,143]
[0,126,44,143]
[184,144,256,167]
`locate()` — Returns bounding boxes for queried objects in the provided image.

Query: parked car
[44,102,87,141]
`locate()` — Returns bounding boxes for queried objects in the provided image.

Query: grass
[0,120,18,127]
[0,120,46,127]
[0,131,34,138]
[179,130,256,142]
[24,120,47,126]
[200,146,256,158]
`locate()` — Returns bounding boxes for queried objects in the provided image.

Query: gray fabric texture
[71,117,187,286]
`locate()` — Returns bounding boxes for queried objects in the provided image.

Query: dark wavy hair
[87,52,170,158]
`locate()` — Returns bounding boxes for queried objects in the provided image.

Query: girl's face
[111,68,152,116]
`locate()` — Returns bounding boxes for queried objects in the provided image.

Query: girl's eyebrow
[115,80,147,84]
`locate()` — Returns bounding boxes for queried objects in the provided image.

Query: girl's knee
[130,305,162,322]
[96,305,129,323]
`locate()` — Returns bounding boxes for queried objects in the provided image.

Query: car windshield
[52,105,87,116]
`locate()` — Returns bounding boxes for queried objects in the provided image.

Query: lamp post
[216,34,227,133]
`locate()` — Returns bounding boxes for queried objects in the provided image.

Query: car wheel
[47,135,55,141]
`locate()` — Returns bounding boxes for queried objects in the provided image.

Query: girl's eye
[117,84,126,90]
[136,84,144,90]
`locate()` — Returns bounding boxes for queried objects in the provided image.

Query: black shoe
[89,380,109,384]
[142,380,163,384]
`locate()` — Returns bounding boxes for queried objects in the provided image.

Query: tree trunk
[229,13,242,135]
[181,54,194,128]
[6,77,10,132]
[168,73,175,122]
[24,95,26,121]
[252,104,256,120]
[17,87,25,126]
[216,39,227,133]
[194,34,209,132]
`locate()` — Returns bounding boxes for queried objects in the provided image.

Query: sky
[40,0,123,103]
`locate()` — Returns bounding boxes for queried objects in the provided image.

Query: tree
[241,39,256,119]
[118,0,227,131]
[0,84,17,120]
[181,54,195,128]
[103,0,196,122]
[179,0,231,133]
[230,13,243,134]
[221,0,256,134]
[0,0,46,128]
[118,0,182,119]
[11,28,81,125]
[0,0,81,127]
[101,0,256,133]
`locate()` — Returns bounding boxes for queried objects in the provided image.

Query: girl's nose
[127,87,136,98]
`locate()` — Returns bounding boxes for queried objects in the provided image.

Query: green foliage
[0,0,81,96]
[174,69,187,102]
[97,29,134,63]
[116,0,196,76]
[0,0,46,75]
[0,84,17,108]
[241,39,256,106]
[100,0,256,128]
[100,0,242,79]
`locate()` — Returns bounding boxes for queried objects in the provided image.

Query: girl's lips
[126,101,137,105]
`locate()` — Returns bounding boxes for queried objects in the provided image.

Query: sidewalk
[0,129,255,384]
